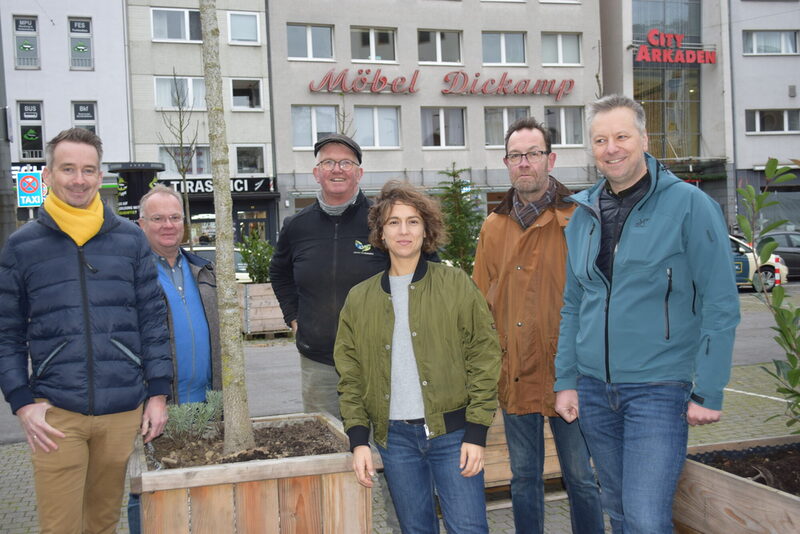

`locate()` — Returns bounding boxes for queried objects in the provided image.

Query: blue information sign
[16,171,44,207]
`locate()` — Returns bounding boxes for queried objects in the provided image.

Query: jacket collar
[494,177,573,216]
[314,190,367,221]
[380,254,429,293]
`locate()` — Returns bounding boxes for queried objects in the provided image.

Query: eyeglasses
[143,214,184,225]
[317,159,359,172]
[505,150,550,165]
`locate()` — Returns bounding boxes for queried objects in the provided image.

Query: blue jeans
[377,421,488,534]
[502,411,604,534]
[577,375,691,534]
[127,492,141,534]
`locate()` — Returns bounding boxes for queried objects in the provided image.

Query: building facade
[1,0,131,208]
[266,0,602,223]
[728,0,800,230]
[127,0,277,243]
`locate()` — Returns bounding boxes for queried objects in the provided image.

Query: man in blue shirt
[128,184,222,531]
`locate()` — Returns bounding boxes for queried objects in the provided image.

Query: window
[545,107,584,145]
[745,109,800,134]
[14,16,39,69]
[482,32,525,65]
[351,27,396,61]
[155,77,206,109]
[287,24,333,59]
[228,12,259,45]
[541,33,581,65]
[234,146,266,175]
[18,102,44,160]
[484,107,528,147]
[418,30,461,63]
[69,18,93,69]
[231,79,262,110]
[72,102,97,133]
[421,108,465,147]
[354,107,400,147]
[292,105,337,147]
[743,31,798,55]
[152,8,201,42]
[159,146,210,176]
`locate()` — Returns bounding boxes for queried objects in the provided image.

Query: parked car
[730,235,789,291]
[191,246,252,283]
[756,231,800,280]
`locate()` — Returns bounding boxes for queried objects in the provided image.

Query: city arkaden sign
[309,68,575,101]
[635,28,717,64]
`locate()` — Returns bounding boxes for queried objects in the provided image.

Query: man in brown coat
[473,117,603,534]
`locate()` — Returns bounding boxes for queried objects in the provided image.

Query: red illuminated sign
[635,29,716,64]
[308,69,575,101]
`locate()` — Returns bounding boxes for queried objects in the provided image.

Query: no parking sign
[16,171,45,207]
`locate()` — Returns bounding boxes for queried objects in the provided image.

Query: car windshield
[192,248,248,273]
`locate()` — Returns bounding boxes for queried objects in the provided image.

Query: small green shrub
[436,163,484,274]
[239,229,274,283]
[162,389,223,442]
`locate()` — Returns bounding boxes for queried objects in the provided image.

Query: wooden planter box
[238,283,289,335]
[484,409,561,488]
[130,413,377,534]
[673,435,800,534]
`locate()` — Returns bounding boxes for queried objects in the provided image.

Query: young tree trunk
[199,0,255,453]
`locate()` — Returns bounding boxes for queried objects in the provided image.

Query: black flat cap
[313,133,362,164]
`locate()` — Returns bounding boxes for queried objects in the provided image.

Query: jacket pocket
[35,340,69,377]
[664,267,672,340]
[111,338,142,366]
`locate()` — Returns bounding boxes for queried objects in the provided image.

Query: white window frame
[541,33,582,66]
[230,78,263,111]
[68,17,93,70]
[154,76,207,110]
[421,107,466,149]
[227,11,260,46]
[745,109,800,134]
[287,24,334,61]
[354,106,401,148]
[350,27,397,63]
[484,107,529,147]
[151,8,202,43]
[743,30,798,55]
[159,145,211,177]
[18,101,44,161]
[233,144,267,176]
[13,15,40,69]
[72,101,98,134]
[291,105,339,148]
[418,30,462,65]
[545,106,584,146]
[482,31,526,66]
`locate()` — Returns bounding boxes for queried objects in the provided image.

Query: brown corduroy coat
[473,180,575,416]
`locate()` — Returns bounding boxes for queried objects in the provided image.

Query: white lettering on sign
[167,179,252,194]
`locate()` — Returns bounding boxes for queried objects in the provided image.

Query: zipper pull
[85,262,98,273]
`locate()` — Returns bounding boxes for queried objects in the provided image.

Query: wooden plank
[235,480,280,534]
[141,488,189,533]
[278,475,323,534]
[190,484,234,534]
[321,472,371,534]
[673,458,800,534]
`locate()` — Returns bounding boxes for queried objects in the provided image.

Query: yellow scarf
[43,193,104,246]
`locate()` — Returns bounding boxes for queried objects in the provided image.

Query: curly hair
[368,180,448,255]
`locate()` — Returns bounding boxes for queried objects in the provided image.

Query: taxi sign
[16,171,45,207]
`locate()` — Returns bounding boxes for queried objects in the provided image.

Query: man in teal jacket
[554,95,740,534]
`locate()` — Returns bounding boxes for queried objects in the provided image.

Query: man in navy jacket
[0,128,172,534]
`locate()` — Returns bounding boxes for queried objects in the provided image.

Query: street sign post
[16,171,44,208]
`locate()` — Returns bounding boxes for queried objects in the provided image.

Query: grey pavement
[0,286,797,533]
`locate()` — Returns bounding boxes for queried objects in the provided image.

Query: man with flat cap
[270,133,386,419]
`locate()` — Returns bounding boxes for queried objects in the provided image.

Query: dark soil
[148,420,347,470]
[691,442,800,496]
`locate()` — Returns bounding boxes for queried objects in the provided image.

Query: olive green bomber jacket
[334,259,501,450]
